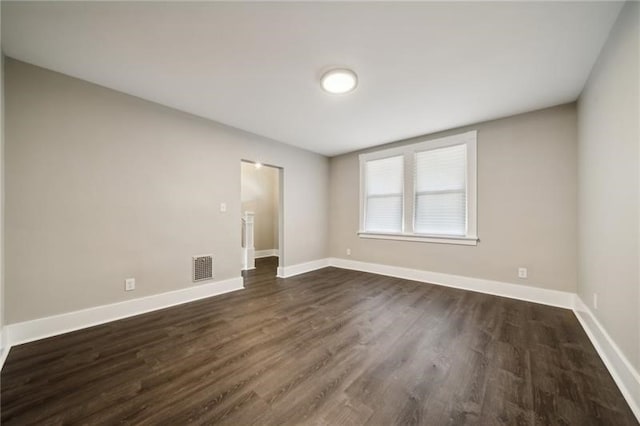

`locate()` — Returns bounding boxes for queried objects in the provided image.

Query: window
[363,155,404,233]
[359,131,477,245]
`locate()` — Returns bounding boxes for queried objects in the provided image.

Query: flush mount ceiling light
[320,68,358,94]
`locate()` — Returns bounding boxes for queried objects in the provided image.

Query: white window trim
[358,130,478,246]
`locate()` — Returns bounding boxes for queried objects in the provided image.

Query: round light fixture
[320,68,358,94]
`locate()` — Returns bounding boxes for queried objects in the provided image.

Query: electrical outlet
[346,248,351,256]
[518,267,528,279]
[125,278,136,291]
[220,202,227,213]
[593,293,598,310]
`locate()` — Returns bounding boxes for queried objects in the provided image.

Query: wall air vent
[193,255,213,282]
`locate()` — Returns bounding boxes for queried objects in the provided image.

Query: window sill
[357,231,478,246]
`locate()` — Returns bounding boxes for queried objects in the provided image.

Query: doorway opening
[240,160,282,276]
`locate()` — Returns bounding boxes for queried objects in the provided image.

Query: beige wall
[577,1,639,370]
[330,104,578,292]
[241,162,279,251]
[5,59,329,323]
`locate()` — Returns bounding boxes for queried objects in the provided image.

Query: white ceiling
[2,1,623,156]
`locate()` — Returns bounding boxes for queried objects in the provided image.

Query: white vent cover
[192,255,213,282]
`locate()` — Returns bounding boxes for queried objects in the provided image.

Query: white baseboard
[274,257,573,309]
[328,257,575,309]
[255,249,279,258]
[573,296,640,421]
[3,276,244,358]
[0,329,8,372]
[277,258,330,278]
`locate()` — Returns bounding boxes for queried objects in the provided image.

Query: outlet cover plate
[518,268,528,279]
[125,278,136,291]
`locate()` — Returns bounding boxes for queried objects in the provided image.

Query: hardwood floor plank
[1,257,637,425]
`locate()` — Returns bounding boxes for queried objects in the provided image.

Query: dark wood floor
[1,257,637,425]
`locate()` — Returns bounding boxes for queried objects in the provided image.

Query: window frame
[358,130,478,246]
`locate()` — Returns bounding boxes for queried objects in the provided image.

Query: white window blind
[364,155,404,233]
[414,144,467,235]
[358,130,477,246]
